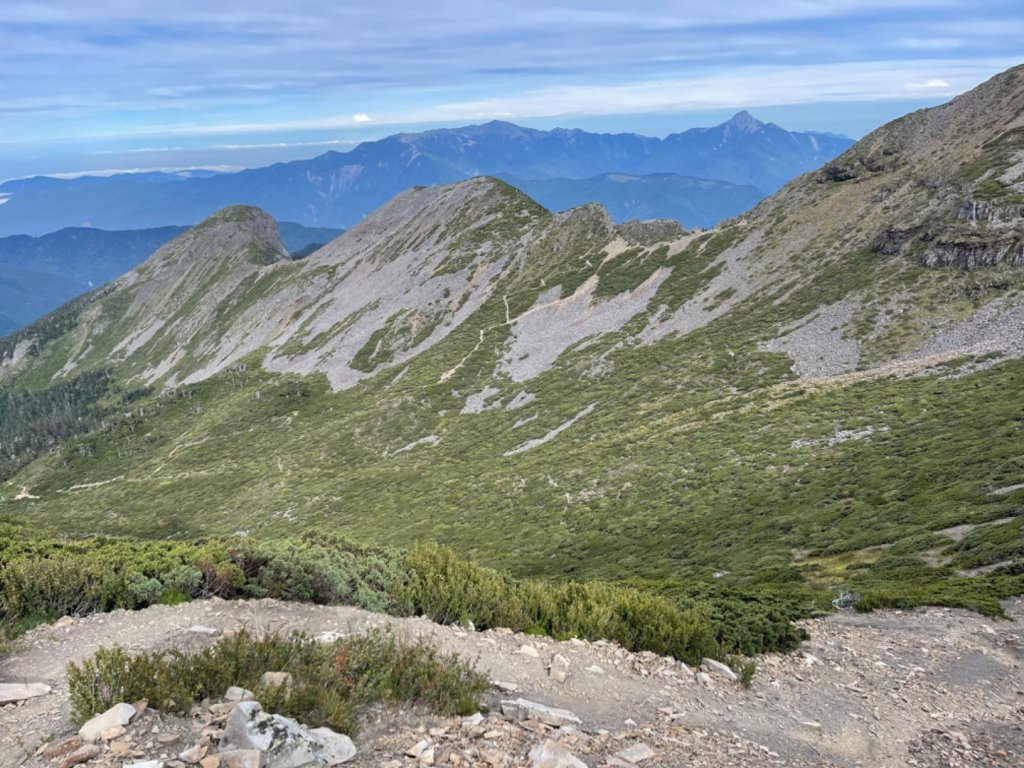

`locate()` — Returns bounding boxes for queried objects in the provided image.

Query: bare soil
[1,597,1022,767]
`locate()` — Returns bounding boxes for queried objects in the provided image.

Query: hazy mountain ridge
[0,222,344,335]
[0,114,851,236]
[0,67,1022,617]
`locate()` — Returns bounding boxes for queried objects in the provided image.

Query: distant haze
[0,2,1019,180]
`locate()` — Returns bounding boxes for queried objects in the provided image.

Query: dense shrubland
[0,525,802,663]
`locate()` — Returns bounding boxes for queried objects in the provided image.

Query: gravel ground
[2,597,1021,767]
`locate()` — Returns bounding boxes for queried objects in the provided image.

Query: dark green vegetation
[0,370,150,479]
[0,526,791,661]
[3,318,1020,622]
[68,628,488,733]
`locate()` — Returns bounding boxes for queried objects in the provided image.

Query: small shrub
[67,629,487,733]
[125,573,164,608]
[0,557,118,619]
[158,589,191,606]
[162,565,203,596]
[400,543,512,627]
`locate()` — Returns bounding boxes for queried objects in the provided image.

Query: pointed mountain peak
[139,205,288,277]
[724,111,765,132]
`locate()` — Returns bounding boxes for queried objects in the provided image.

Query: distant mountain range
[0,113,852,236]
[504,173,765,227]
[0,222,343,332]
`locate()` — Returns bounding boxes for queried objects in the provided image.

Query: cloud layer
[0,1,1020,175]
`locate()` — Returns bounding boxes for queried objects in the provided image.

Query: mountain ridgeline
[0,222,344,333]
[1,66,1023,620]
[0,113,851,236]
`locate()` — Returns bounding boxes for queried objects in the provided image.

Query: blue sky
[1,1,1021,179]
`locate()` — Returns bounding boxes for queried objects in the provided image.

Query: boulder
[58,744,101,768]
[222,701,356,767]
[613,743,655,764]
[548,654,570,683]
[0,682,50,704]
[528,739,587,768]
[78,702,137,743]
[179,744,208,764]
[501,699,581,727]
[701,658,738,682]
[406,739,431,758]
[40,736,83,759]
[309,727,357,765]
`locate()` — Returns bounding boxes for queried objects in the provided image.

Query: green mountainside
[2,66,1023,622]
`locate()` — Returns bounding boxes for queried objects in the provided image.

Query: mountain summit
[723,110,765,133]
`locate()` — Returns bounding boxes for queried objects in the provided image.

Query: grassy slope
[4,249,1021,614]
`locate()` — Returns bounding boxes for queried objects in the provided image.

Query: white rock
[259,671,294,690]
[585,665,604,674]
[518,645,540,658]
[406,739,431,758]
[99,725,127,741]
[528,739,587,768]
[316,631,347,643]
[501,699,581,727]
[179,744,207,764]
[222,701,355,767]
[492,680,519,693]
[548,654,570,683]
[614,743,656,764]
[0,682,50,704]
[224,686,253,702]
[462,713,485,728]
[701,658,739,682]
[126,762,164,768]
[79,702,136,743]
[309,727,357,765]
[189,625,220,636]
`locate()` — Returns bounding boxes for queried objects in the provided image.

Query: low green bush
[401,543,720,664]
[67,629,487,734]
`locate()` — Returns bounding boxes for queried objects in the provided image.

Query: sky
[1,1,1021,180]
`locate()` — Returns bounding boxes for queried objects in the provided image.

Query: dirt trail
[1,598,1022,767]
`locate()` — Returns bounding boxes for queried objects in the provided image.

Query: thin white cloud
[65,57,1012,144]
[352,113,372,123]
[906,78,951,89]
[2,165,243,183]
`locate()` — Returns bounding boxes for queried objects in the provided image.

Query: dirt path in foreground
[1,597,1022,767]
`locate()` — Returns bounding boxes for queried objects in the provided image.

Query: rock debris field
[1,597,1022,768]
